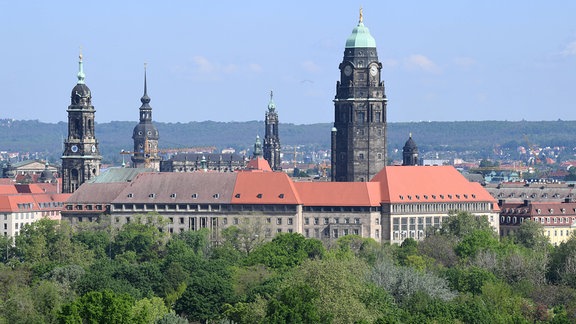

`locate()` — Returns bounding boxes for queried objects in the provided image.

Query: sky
[1,1,576,125]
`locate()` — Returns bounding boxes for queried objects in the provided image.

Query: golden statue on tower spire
[359,6,363,23]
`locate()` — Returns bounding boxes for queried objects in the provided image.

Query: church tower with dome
[263,91,281,171]
[131,64,160,171]
[332,8,387,182]
[61,53,102,193]
[402,134,419,166]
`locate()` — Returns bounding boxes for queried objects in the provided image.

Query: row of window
[304,227,362,238]
[113,204,298,213]
[131,192,287,200]
[302,206,378,212]
[501,216,576,225]
[399,193,477,200]
[304,217,365,225]
[391,202,490,214]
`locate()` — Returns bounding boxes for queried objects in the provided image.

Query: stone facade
[333,13,387,182]
[61,54,102,193]
[263,91,281,171]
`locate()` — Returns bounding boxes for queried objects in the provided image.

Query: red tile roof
[294,182,381,206]
[244,157,272,172]
[232,172,300,205]
[372,166,497,206]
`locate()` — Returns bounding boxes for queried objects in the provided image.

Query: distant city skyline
[1,1,576,124]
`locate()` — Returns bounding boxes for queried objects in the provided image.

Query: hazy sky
[1,1,576,124]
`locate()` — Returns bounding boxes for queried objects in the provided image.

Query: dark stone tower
[132,64,160,170]
[62,53,102,193]
[332,8,387,182]
[263,91,281,170]
[402,134,419,166]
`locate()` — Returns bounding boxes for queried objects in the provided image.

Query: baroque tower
[402,134,419,166]
[263,91,281,170]
[332,9,387,182]
[132,64,160,170]
[61,53,102,193]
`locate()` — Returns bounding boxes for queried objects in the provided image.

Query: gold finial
[359,6,363,23]
[79,45,83,61]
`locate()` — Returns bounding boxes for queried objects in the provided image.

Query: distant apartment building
[500,200,576,245]
[0,183,70,238]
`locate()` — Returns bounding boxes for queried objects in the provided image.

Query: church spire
[267,90,276,111]
[141,63,151,106]
[253,135,262,157]
[77,51,85,85]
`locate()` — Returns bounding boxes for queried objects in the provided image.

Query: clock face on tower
[91,145,96,153]
[370,65,378,76]
[71,145,78,153]
[344,65,352,76]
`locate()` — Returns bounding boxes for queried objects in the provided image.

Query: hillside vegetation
[1,119,574,164]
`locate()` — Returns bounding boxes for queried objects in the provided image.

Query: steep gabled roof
[112,172,237,204]
[0,194,35,212]
[294,181,381,206]
[67,182,131,204]
[0,185,18,195]
[372,166,497,205]
[232,172,300,205]
[244,157,272,172]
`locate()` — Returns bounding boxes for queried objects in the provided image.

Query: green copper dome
[345,9,376,48]
[345,22,377,48]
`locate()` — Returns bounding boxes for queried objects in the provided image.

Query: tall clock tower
[61,53,102,193]
[332,9,387,182]
[263,91,281,171]
[132,64,160,170]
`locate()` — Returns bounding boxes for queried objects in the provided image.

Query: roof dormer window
[235,194,241,198]
[170,193,177,198]
[149,193,155,198]
[191,193,198,199]
[213,193,220,199]
[257,194,263,199]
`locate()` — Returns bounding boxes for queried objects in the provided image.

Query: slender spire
[359,6,363,24]
[253,135,262,157]
[141,63,151,105]
[267,90,276,111]
[77,49,85,85]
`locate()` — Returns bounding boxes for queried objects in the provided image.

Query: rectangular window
[304,218,309,225]
[314,228,320,238]
[305,229,310,237]
[376,218,380,225]
[332,229,339,238]
[3,224,6,230]
[222,218,228,225]
[334,218,340,224]
[375,229,380,238]
[314,218,319,225]
[354,218,360,224]
[233,218,239,225]
[179,217,185,224]
[344,218,350,224]
[324,218,329,225]
[288,218,293,225]
[353,229,359,235]
[266,218,271,224]
[276,218,282,225]
[277,229,282,233]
